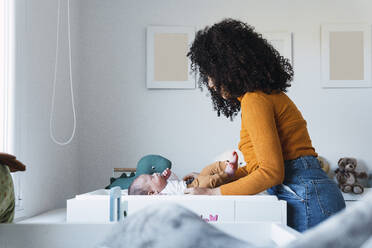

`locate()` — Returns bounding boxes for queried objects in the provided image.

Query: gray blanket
[99,204,251,248]
[99,191,372,248]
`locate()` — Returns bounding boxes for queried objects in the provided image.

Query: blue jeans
[267,156,345,232]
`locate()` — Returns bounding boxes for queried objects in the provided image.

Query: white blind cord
[49,0,76,146]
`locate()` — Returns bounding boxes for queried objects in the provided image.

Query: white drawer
[235,200,286,224]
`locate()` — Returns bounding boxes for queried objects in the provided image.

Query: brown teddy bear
[335,157,367,194]
[317,156,330,174]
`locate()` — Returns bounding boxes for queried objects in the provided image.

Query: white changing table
[1,189,298,248]
[67,189,287,225]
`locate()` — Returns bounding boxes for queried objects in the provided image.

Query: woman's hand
[184,187,221,195]
[182,172,200,181]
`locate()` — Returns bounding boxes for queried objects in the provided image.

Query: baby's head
[128,173,167,195]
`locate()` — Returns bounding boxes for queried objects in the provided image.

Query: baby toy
[335,157,367,194]
[106,154,172,189]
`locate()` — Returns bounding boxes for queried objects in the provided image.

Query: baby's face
[142,173,167,194]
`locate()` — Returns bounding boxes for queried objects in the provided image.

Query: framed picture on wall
[321,24,372,88]
[263,32,293,65]
[146,26,196,89]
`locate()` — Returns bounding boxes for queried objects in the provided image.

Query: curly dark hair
[187,18,293,120]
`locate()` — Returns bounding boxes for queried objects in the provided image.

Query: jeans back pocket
[313,178,345,216]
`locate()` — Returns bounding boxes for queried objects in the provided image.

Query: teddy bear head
[337,157,357,172]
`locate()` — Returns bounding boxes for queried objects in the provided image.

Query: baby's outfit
[160,179,187,195]
[160,161,233,195]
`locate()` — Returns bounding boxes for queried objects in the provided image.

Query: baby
[128,151,238,195]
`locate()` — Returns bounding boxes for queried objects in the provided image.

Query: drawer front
[235,200,285,223]
[128,199,235,222]
[67,199,110,223]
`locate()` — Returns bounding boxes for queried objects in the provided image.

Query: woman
[184,19,345,232]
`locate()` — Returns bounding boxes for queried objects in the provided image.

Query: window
[1,0,24,218]
[0,0,6,152]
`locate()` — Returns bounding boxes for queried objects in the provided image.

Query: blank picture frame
[263,32,293,65]
[146,26,196,89]
[321,24,372,88]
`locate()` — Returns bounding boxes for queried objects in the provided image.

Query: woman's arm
[220,93,285,195]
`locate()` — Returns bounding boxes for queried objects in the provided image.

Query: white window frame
[1,0,24,219]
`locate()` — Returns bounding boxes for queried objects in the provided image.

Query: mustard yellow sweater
[220,91,317,195]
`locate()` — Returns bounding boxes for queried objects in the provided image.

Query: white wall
[76,0,372,193]
[14,0,80,217]
[15,0,372,211]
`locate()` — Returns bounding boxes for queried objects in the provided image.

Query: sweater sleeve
[220,94,285,195]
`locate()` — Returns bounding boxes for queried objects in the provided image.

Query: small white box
[67,189,112,223]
